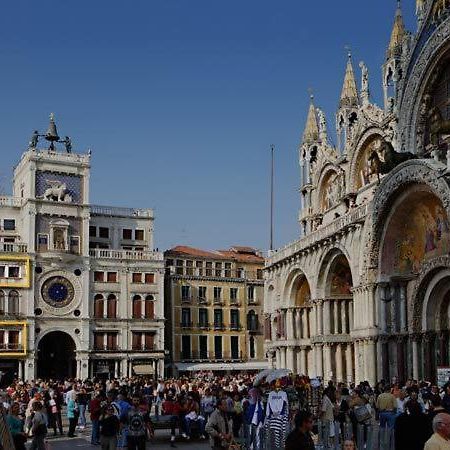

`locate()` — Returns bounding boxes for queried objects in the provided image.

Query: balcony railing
[180,321,194,329]
[229,324,242,331]
[0,343,23,351]
[0,243,28,253]
[89,248,162,261]
[0,196,23,208]
[181,351,244,362]
[197,322,210,330]
[181,296,192,304]
[90,205,153,218]
[213,323,225,331]
[131,345,155,352]
[171,267,264,280]
[93,345,119,352]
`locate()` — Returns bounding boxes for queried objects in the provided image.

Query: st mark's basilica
[264,0,450,385]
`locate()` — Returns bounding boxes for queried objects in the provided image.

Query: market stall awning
[133,364,154,375]
[175,361,269,372]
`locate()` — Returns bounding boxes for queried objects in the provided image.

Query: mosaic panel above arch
[381,190,450,276]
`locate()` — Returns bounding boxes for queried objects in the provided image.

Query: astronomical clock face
[41,276,75,308]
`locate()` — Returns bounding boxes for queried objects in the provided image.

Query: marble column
[316,345,323,378]
[364,340,377,385]
[324,300,331,335]
[286,346,295,371]
[376,339,384,383]
[276,348,281,369]
[295,309,302,339]
[333,301,339,334]
[354,341,360,384]
[412,337,419,380]
[336,344,343,382]
[342,300,348,333]
[301,309,308,339]
[297,348,303,375]
[379,285,387,333]
[318,301,324,335]
[286,309,294,340]
[301,348,307,375]
[281,347,287,369]
[345,344,353,383]
[323,344,332,381]
[349,301,354,331]
[399,284,407,332]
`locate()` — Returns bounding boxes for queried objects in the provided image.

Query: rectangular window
[8,331,19,350]
[106,333,117,350]
[181,285,191,301]
[256,269,263,280]
[199,308,208,328]
[99,227,109,239]
[198,286,207,300]
[214,309,223,329]
[215,262,222,277]
[181,308,191,327]
[144,333,154,350]
[225,262,232,278]
[165,259,173,267]
[107,272,117,283]
[94,271,104,282]
[70,236,80,254]
[199,335,208,359]
[214,336,222,359]
[237,268,244,278]
[94,333,104,350]
[134,229,144,240]
[3,219,15,231]
[132,272,142,283]
[181,335,191,359]
[144,273,155,284]
[230,288,238,300]
[8,266,20,278]
[248,285,255,301]
[0,266,4,277]
[230,309,240,329]
[132,332,142,350]
[231,336,239,359]
[37,234,49,251]
[176,259,183,266]
[122,228,132,240]
[206,261,212,276]
[89,226,97,237]
[213,287,222,301]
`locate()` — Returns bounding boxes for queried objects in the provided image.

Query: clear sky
[0,1,416,252]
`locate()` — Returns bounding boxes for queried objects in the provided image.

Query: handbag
[354,404,371,423]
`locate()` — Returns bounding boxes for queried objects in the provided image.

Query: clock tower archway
[36,331,76,379]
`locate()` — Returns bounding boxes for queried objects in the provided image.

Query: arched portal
[319,250,354,383]
[37,331,76,379]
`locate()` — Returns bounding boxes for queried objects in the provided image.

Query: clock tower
[13,114,91,379]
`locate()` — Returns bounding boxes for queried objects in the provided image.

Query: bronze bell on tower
[45,113,59,150]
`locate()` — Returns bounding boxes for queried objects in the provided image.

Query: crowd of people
[2,373,450,450]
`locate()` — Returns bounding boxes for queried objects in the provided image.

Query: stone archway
[37,331,76,379]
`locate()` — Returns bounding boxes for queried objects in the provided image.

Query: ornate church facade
[264,1,450,385]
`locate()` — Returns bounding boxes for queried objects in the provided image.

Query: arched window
[107,294,117,319]
[247,310,258,332]
[132,295,142,319]
[144,295,154,319]
[8,290,19,315]
[94,294,104,319]
[249,336,255,359]
[0,291,4,315]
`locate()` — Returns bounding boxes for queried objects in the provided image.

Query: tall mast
[270,144,274,251]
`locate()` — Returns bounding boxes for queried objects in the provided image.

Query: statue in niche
[53,228,66,250]
[317,108,328,142]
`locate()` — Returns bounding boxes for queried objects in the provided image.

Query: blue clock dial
[41,276,75,308]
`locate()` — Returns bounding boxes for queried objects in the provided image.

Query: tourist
[376,385,397,429]
[6,402,27,450]
[90,392,103,445]
[320,387,336,446]
[200,387,216,421]
[183,395,206,440]
[231,392,243,437]
[342,440,356,450]
[77,387,89,430]
[99,404,120,450]
[205,398,233,450]
[161,390,181,446]
[66,391,79,438]
[123,394,152,450]
[243,387,264,450]
[30,401,47,450]
[424,413,450,450]
[285,410,315,450]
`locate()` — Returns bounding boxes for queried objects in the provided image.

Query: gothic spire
[302,95,319,144]
[339,53,359,108]
[387,1,405,59]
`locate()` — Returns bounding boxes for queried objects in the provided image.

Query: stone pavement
[36,429,210,450]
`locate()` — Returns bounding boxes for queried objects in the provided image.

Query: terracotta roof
[165,245,264,263]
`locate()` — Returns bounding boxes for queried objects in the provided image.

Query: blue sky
[0,1,416,251]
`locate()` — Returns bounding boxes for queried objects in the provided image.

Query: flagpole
[270,145,274,251]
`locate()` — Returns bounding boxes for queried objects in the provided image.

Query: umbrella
[253,368,275,386]
[266,368,291,384]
